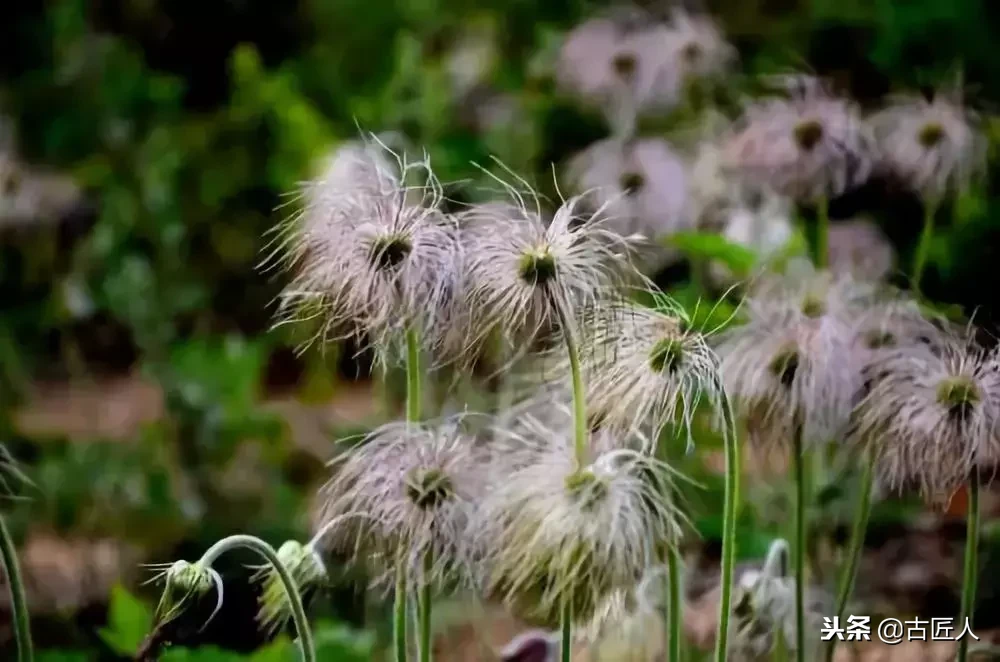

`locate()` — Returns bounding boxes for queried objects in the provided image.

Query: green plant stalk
[406,328,421,424]
[957,473,980,662]
[714,396,740,662]
[792,428,806,662]
[554,304,588,468]
[911,200,938,292]
[0,516,32,662]
[815,197,829,269]
[395,561,408,662]
[200,535,314,662]
[418,551,433,662]
[561,596,573,662]
[667,547,683,662]
[824,447,876,662]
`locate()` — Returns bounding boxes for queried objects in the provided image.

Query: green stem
[405,328,421,424]
[418,552,433,662]
[825,448,875,662]
[714,396,740,662]
[560,596,573,662]
[957,473,980,662]
[667,548,683,662]
[911,199,938,293]
[394,562,408,662]
[815,197,829,269]
[792,428,806,662]
[554,304,588,468]
[0,515,32,662]
[199,535,314,662]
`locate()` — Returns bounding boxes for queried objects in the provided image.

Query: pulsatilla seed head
[406,467,455,509]
[518,248,558,285]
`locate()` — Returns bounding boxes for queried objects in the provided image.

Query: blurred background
[4,0,1000,659]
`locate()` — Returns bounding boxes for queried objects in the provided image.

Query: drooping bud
[254,540,328,634]
[152,560,221,627]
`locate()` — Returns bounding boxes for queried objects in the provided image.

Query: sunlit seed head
[406,467,455,510]
[793,120,824,152]
[918,122,946,148]
[649,337,684,373]
[518,248,558,285]
[368,234,412,270]
[936,375,980,419]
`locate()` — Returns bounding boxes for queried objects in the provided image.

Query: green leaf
[666,232,758,277]
[98,585,154,656]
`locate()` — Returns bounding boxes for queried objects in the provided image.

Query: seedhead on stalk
[252,540,328,634]
[148,560,223,629]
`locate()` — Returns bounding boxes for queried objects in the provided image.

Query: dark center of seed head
[681,42,702,63]
[769,348,800,388]
[518,249,557,285]
[936,376,980,419]
[649,337,683,373]
[865,330,896,350]
[793,120,825,152]
[918,122,945,149]
[800,295,826,318]
[565,469,607,510]
[619,172,645,195]
[406,468,454,510]
[369,235,412,270]
[612,53,637,79]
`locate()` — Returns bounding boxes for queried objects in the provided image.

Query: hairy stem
[958,473,980,662]
[668,547,683,662]
[200,535,314,662]
[815,197,829,269]
[714,396,740,662]
[825,447,875,662]
[560,596,573,662]
[406,328,422,424]
[394,561,408,662]
[418,551,433,662]
[792,428,806,662]
[911,199,938,292]
[554,303,588,468]
[0,516,32,662]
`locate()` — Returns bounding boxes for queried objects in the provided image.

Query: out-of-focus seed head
[271,139,461,367]
[316,417,486,590]
[827,218,896,282]
[663,10,735,88]
[722,78,875,202]
[850,333,1000,500]
[871,89,985,200]
[478,418,682,629]
[252,540,328,634]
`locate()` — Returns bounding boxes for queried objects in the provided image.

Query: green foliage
[99,584,154,656]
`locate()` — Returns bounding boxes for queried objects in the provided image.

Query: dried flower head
[148,559,223,628]
[871,89,985,200]
[572,297,726,446]
[827,218,896,282]
[722,79,875,202]
[316,417,486,589]
[273,141,461,365]
[479,419,681,629]
[556,13,680,134]
[461,182,642,355]
[850,333,1000,499]
[566,137,692,271]
[252,539,328,634]
[718,271,872,445]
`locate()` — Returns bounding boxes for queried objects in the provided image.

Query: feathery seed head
[480,421,681,628]
[722,79,875,202]
[253,540,327,634]
[850,334,1000,499]
[316,418,486,589]
[871,90,985,200]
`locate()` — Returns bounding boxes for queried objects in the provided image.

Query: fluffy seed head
[827,218,896,282]
[663,9,735,88]
[871,90,985,200]
[316,418,486,589]
[722,79,875,202]
[850,333,1000,499]
[272,141,461,366]
[479,418,682,628]
[252,540,328,634]
[718,271,872,446]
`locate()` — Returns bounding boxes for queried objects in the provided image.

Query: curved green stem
[0,516,32,662]
[957,473,980,662]
[667,548,683,662]
[825,448,875,662]
[792,428,806,662]
[714,396,740,662]
[560,596,573,662]
[394,561,408,662]
[553,304,588,468]
[815,197,829,269]
[199,535,314,662]
[911,200,938,293]
[418,552,433,662]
